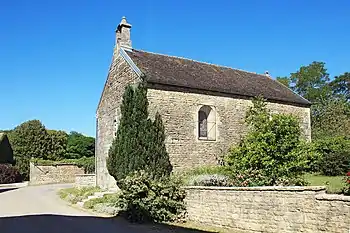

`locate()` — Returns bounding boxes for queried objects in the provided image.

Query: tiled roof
[126,49,310,106]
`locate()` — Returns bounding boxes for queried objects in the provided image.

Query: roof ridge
[132,49,267,77]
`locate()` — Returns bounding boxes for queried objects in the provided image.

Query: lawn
[304,173,345,194]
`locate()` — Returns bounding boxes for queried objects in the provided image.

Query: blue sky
[0,0,349,137]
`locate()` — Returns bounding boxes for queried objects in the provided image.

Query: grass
[83,193,119,209]
[58,186,101,204]
[304,173,346,194]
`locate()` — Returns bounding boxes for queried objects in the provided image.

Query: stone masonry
[29,162,84,185]
[185,186,350,233]
[95,17,312,189]
[96,55,139,189]
[75,174,96,188]
[147,87,311,171]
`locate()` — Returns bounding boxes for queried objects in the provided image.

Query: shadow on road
[0,188,17,194]
[0,214,215,233]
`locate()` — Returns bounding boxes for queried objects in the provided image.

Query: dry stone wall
[29,162,84,185]
[185,186,350,233]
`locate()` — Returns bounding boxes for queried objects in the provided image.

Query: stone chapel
[96,17,311,189]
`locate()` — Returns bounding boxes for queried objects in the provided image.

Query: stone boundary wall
[29,162,84,185]
[185,186,350,233]
[75,174,96,187]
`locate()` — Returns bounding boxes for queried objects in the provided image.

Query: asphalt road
[0,184,210,233]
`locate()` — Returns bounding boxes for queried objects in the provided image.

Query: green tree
[312,98,350,139]
[289,61,331,103]
[329,72,350,101]
[146,113,172,179]
[276,76,291,87]
[107,81,172,184]
[65,131,95,159]
[9,120,51,180]
[47,130,68,160]
[107,85,136,182]
[10,120,51,159]
[225,97,317,185]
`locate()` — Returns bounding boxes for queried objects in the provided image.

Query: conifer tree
[107,80,172,183]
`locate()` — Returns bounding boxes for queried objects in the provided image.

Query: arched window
[198,105,216,140]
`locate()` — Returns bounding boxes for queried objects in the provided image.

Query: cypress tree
[107,80,172,184]
[107,85,136,181]
[147,112,172,179]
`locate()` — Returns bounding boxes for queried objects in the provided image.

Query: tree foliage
[289,61,330,103]
[225,97,318,185]
[330,72,350,101]
[65,131,95,159]
[10,120,51,159]
[276,76,290,87]
[278,62,350,141]
[47,130,68,160]
[107,81,172,184]
[117,170,186,223]
[312,98,350,139]
[4,120,95,180]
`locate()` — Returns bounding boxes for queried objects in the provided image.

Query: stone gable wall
[29,162,84,185]
[185,186,350,233]
[147,87,311,171]
[96,54,139,189]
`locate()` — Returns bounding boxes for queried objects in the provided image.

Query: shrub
[0,164,22,184]
[186,174,231,187]
[14,156,30,181]
[116,170,186,223]
[107,81,172,184]
[343,171,350,196]
[314,137,350,176]
[225,97,315,186]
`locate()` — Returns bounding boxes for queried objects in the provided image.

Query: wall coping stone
[316,193,350,202]
[75,174,96,177]
[184,186,327,192]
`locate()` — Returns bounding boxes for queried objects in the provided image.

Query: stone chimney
[115,16,132,52]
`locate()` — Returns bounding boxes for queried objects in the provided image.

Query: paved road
[0,184,208,233]
[0,184,122,233]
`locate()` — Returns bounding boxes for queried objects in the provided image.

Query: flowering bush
[186,174,231,187]
[343,171,350,196]
[0,164,22,184]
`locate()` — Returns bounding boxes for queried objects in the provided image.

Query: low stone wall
[29,162,84,185]
[75,174,96,187]
[185,186,350,233]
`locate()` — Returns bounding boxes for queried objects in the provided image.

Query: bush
[225,97,315,186]
[0,164,22,184]
[14,156,30,181]
[314,137,350,176]
[186,174,231,187]
[116,170,186,223]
